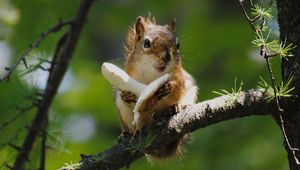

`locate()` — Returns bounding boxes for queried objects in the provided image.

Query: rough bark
[63,89,299,170]
[276,0,300,169]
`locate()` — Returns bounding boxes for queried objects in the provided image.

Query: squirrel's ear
[135,16,145,36]
[168,18,176,32]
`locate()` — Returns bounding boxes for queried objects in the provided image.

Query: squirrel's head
[125,16,181,83]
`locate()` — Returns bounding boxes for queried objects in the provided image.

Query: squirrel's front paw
[121,91,137,103]
[155,82,172,100]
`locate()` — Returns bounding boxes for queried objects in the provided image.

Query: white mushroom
[101,62,171,128]
[101,62,146,95]
[132,73,170,126]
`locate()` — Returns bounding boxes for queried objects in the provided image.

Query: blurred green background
[0,0,288,169]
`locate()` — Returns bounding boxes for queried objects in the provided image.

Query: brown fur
[116,16,198,159]
[124,16,157,61]
[147,134,189,160]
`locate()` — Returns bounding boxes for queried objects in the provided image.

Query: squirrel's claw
[155,82,173,100]
[121,90,137,103]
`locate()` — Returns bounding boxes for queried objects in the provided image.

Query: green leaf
[278,42,295,59]
[252,30,269,48]
[58,162,81,170]
[277,76,295,98]
[213,77,244,100]
[257,76,273,102]
[251,4,272,20]
[258,76,295,102]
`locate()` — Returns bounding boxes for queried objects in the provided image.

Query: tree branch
[11,0,95,169]
[59,88,299,170]
[0,19,73,82]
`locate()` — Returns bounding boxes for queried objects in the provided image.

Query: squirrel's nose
[162,49,171,64]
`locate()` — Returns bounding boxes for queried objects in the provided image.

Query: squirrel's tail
[147,134,191,160]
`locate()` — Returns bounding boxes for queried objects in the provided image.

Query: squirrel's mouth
[155,64,166,72]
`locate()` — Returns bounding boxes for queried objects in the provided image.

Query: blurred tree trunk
[276,0,300,169]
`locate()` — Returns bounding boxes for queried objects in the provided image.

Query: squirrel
[115,16,198,158]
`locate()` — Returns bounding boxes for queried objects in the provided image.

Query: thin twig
[8,143,21,151]
[0,105,33,131]
[266,56,300,164]
[237,1,258,31]
[0,113,23,131]
[4,162,12,170]
[39,115,48,170]
[0,19,73,82]
[237,0,300,165]
[279,114,300,164]
[264,57,282,111]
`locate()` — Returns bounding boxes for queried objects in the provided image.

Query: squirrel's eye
[144,39,151,48]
